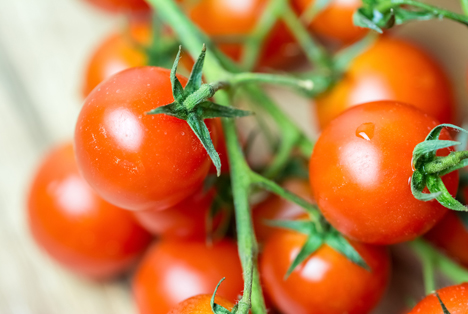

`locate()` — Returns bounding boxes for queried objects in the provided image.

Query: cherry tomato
[27,142,152,280]
[309,101,459,244]
[186,0,301,69]
[260,226,390,314]
[133,239,243,314]
[168,294,234,314]
[408,283,468,313]
[253,178,311,243]
[315,37,455,129]
[292,0,367,44]
[75,67,218,212]
[82,0,150,14]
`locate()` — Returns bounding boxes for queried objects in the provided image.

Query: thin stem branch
[410,240,436,294]
[463,0,468,16]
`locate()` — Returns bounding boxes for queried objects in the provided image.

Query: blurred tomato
[408,283,468,313]
[168,294,235,314]
[82,0,150,14]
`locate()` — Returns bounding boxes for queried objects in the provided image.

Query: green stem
[410,240,436,294]
[423,151,468,174]
[463,0,468,16]
[300,0,333,25]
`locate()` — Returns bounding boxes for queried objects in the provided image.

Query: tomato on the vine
[292,0,367,44]
[315,37,455,129]
[27,142,152,280]
[82,0,150,14]
[260,226,390,314]
[309,101,459,244]
[75,66,218,212]
[168,294,234,314]
[133,239,243,314]
[408,283,468,313]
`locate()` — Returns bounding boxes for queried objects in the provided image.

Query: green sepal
[185,44,206,94]
[324,229,370,271]
[210,278,233,314]
[170,46,186,104]
[145,102,187,119]
[412,140,460,170]
[285,234,323,279]
[435,292,451,314]
[426,175,467,212]
[187,112,221,176]
[410,170,441,201]
[353,8,393,33]
[196,101,252,119]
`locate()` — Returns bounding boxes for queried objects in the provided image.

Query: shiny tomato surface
[133,239,243,314]
[261,227,390,314]
[75,66,217,212]
[315,37,455,129]
[82,0,150,14]
[27,142,152,279]
[408,283,468,313]
[167,294,234,314]
[310,101,459,244]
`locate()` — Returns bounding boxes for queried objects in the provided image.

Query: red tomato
[315,37,455,129]
[82,0,150,14]
[260,226,390,314]
[186,0,301,69]
[209,118,229,174]
[292,0,367,44]
[309,101,459,244]
[27,142,152,280]
[75,67,218,212]
[253,178,311,243]
[168,294,234,314]
[133,239,243,314]
[408,283,468,313]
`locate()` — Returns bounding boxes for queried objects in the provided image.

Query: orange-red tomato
[75,67,218,212]
[315,37,455,129]
[408,283,468,313]
[292,0,367,44]
[253,178,311,243]
[310,101,459,244]
[167,294,235,314]
[27,142,152,280]
[133,239,243,314]
[82,0,150,14]
[261,227,390,314]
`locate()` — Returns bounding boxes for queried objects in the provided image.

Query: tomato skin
[253,178,312,243]
[292,0,367,44]
[315,37,455,129]
[260,227,390,314]
[82,0,150,14]
[168,294,234,314]
[133,239,243,314]
[309,101,459,245]
[408,283,468,313]
[75,66,217,212]
[27,142,152,280]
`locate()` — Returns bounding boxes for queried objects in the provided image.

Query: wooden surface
[0,0,467,313]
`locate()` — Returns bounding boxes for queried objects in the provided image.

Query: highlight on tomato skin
[309,101,459,245]
[132,239,244,314]
[260,225,391,314]
[81,0,150,14]
[27,142,153,280]
[167,294,235,314]
[408,283,468,313]
[315,36,456,130]
[75,66,218,212]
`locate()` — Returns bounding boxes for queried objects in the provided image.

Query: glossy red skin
[408,283,468,313]
[253,178,312,243]
[27,142,152,280]
[168,294,234,314]
[75,67,217,212]
[315,37,455,129]
[310,101,459,244]
[82,0,150,14]
[292,0,367,44]
[133,239,243,314]
[261,228,390,314]
[133,188,217,240]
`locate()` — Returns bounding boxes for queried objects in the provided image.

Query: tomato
[27,142,152,280]
[209,118,229,174]
[408,283,468,313]
[186,0,301,69]
[82,0,150,14]
[75,66,218,212]
[315,37,455,129]
[260,226,390,314]
[309,101,459,244]
[253,178,311,243]
[133,187,218,240]
[168,294,234,314]
[133,239,243,314]
[292,0,367,44]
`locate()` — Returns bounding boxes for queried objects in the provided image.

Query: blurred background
[0,0,467,313]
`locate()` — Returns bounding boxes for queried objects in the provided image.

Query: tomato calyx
[435,292,451,314]
[411,124,468,211]
[210,278,238,314]
[147,45,251,176]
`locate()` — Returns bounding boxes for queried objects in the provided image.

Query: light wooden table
[0,0,467,313]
